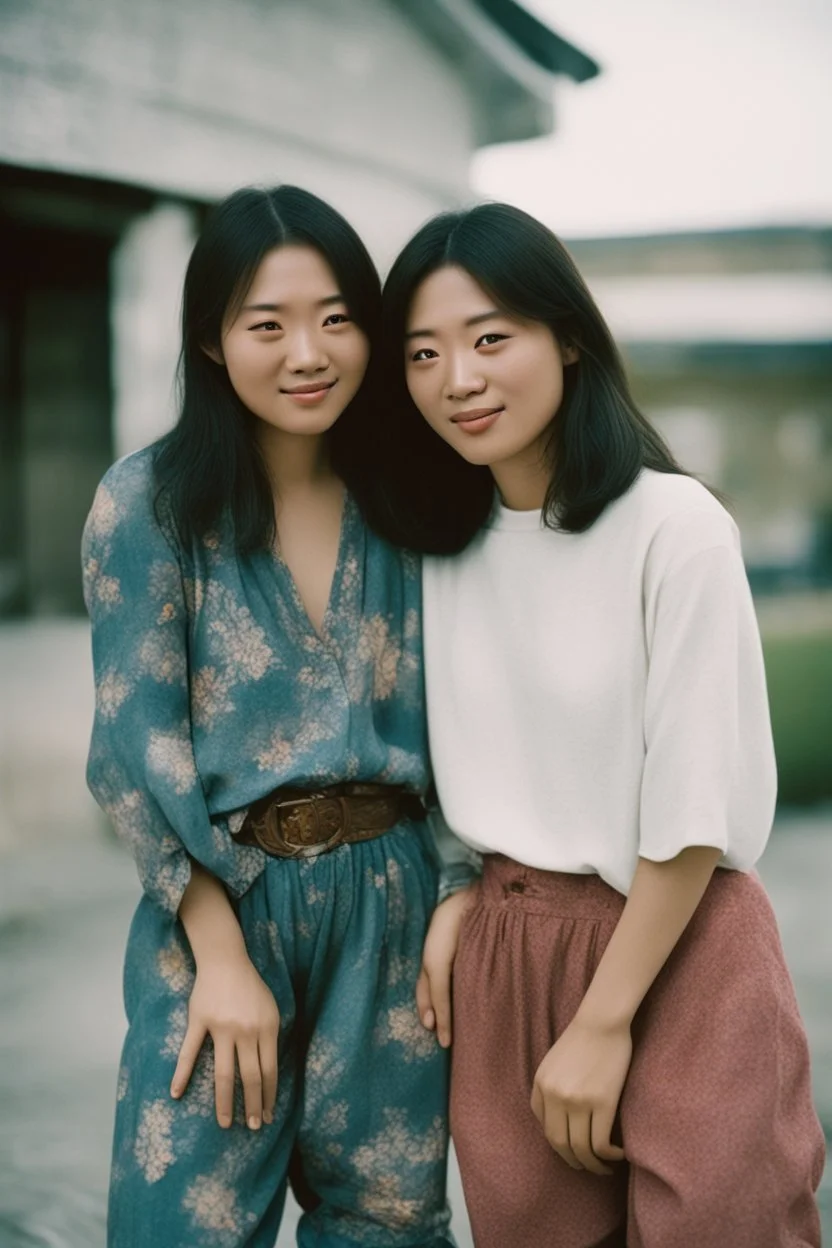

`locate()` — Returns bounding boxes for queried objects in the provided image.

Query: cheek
[406,370,437,418]
[340,332,370,378]
[504,345,564,413]
[223,342,265,393]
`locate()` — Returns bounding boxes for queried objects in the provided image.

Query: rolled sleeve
[427,806,483,904]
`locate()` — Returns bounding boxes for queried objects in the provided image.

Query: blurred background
[0,0,829,1244]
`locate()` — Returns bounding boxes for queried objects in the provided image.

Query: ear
[561,339,579,366]
[201,342,225,366]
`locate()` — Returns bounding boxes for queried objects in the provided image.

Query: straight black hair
[374,202,686,554]
[153,185,382,551]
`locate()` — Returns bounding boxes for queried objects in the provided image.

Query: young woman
[82,186,456,1248]
[375,202,825,1248]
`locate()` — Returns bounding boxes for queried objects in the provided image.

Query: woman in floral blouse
[82,186,459,1248]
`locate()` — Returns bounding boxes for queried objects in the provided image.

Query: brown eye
[476,333,507,348]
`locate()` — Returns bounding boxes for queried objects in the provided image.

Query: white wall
[0,0,475,265]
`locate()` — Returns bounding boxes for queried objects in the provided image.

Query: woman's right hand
[416,883,479,1048]
[170,952,280,1131]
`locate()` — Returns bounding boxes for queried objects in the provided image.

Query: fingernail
[424,1010,435,1029]
[263,1110,273,1125]
[248,1116,261,1130]
[219,1115,232,1129]
[170,1084,180,1098]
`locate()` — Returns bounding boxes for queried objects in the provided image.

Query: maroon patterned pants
[451,858,825,1248]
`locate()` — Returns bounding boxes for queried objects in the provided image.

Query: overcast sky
[472,0,832,238]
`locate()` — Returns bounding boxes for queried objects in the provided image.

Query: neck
[490,434,552,511]
[255,424,337,498]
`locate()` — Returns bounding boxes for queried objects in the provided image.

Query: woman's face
[215,244,369,436]
[404,264,576,471]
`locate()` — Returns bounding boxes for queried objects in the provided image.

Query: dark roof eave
[472,0,600,82]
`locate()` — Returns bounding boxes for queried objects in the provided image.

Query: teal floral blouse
[82,448,429,917]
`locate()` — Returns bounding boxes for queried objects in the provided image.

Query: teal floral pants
[108,824,454,1247]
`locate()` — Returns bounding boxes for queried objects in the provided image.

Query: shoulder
[96,447,156,513]
[84,446,177,554]
[622,470,739,571]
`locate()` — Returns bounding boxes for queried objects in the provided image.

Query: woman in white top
[375,203,824,1248]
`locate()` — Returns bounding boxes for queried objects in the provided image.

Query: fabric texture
[450,855,825,1248]
[109,826,454,1247]
[422,469,777,894]
[82,448,430,914]
[83,448,457,1245]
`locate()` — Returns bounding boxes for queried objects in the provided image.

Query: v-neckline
[270,490,355,645]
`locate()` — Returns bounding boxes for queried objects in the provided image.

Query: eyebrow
[404,309,503,341]
[242,294,346,313]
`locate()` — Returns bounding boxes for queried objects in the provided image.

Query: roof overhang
[393,0,600,146]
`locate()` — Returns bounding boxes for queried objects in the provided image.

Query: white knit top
[423,470,776,896]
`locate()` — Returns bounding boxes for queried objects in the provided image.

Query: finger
[430,961,453,1048]
[170,1022,206,1099]
[416,969,435,1032]
[569,1109,612,1175]
[237,1040,264,1130]
[591,1108,626,1165]
[530,1080,546,1126]
[259,1030,279,1125]
[213,1036,237,1128]
[543,1101,583,1171]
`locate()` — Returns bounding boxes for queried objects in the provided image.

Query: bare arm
[178,859,249,968]
[577,846,722,1030]
[531,846,722,1174]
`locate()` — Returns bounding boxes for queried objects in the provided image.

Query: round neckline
[489,499,545,532]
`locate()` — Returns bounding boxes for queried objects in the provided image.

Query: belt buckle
[271,792,348,858]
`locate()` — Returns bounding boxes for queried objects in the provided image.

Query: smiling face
[404,265,577,478]
[214,244,370,437]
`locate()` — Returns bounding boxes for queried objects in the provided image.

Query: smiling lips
[451,406,503,435]
[282,379,337,404]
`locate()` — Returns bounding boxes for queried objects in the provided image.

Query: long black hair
[153,185,382,551]
[374,202,685,554]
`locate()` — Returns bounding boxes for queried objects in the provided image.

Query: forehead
[407,265,492,325]
[244,244,339,302]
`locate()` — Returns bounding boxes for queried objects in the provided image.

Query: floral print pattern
[86,449,451,1246]
[82,448,429,915]
[110,832,453,1247]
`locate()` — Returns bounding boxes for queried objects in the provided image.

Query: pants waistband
[479,854,626,919]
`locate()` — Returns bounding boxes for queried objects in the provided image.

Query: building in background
[0,0,597,844]
[571,226,832,591]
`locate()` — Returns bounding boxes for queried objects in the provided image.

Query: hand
[530,1016,631,1175]
[170,953,280,1131]
[416,883,479,1048]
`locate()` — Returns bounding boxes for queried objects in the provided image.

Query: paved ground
[0,812,829,1247]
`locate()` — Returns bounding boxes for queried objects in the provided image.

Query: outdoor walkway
[0,813,829,1246]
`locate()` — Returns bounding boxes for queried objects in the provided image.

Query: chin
[451,436,511,469]
[258,407,343,437]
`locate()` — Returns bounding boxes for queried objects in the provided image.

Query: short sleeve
[82,455,211,914]
[639,517,777,869]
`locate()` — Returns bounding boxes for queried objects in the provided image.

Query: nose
[285,327,328,374]
[444,353,486,402]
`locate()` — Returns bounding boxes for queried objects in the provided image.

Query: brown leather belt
[234,782,426,860]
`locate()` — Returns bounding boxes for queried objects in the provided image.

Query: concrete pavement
[0,814,829,1247]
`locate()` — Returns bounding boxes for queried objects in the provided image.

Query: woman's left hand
[530,1016,631,1175]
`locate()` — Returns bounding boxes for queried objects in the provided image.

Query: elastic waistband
[479,854,626,919]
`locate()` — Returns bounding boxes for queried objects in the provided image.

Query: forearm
[178,859,248,969]
[576,846,722,1029]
